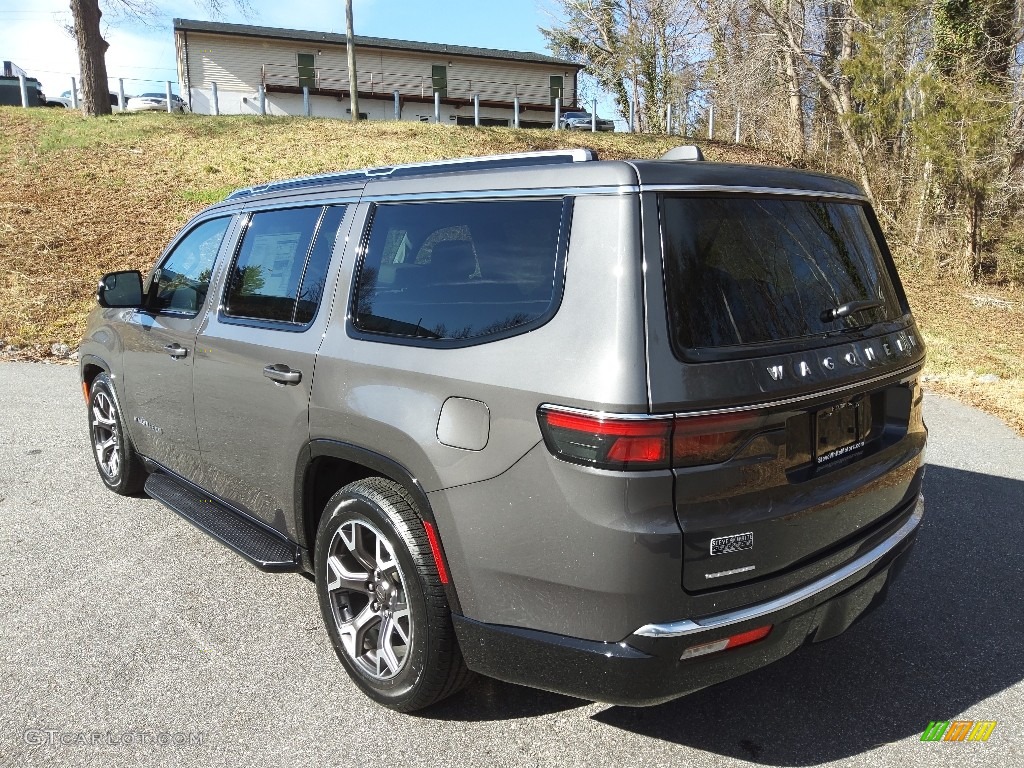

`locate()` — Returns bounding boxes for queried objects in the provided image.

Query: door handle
[164,343,188,359]
[263,364,302,385]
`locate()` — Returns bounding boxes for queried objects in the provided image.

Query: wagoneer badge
[710,532,754,556]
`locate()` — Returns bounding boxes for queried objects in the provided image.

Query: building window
[297,53,316,90]
[432,65,447,97]
[549,76,563,105]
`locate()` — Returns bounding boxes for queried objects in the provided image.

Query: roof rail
[226,149,598,201]
[660,145,705,162]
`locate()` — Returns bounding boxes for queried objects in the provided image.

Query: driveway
[0,362,1021,767]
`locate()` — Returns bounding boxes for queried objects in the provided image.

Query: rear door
[192,202,353,534]
[642,191,927,610]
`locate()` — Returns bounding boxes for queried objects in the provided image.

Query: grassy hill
[1,107,1021,433]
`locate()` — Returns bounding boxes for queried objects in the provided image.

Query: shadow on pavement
[591,464,1023,763]
[418,675,588,721]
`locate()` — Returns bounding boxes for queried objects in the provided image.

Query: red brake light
[538,408,672,470]
[539,406,764,470]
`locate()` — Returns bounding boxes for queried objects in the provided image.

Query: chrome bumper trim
[634,494,924,639]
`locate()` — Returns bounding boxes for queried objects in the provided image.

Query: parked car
[0,77,44,107]
[559,110,616,131]
[51,90,129,109]
[81,147,926,713]
[126,92,188,112]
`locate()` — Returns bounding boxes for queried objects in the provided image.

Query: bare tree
[541,0,700,131]
[69,0,249,117]
[70,0,112,117]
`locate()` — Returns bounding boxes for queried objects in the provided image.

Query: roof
[173,19,582,69]
[208,149,866,210]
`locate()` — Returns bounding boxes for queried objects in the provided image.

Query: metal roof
[172,19,582,69]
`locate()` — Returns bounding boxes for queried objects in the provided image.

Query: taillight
[538,406,764,470]
[538,408,673,470]
[672,411,765,468]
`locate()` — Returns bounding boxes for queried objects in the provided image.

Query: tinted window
[149,217,230,315]
[296,206,346,324]
[353,200,564,342]
[661,196,902,352]
[225,206,344,324]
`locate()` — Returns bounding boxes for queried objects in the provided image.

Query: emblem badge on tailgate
[710,532,754,556]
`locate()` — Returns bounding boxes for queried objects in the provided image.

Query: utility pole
[346,0,359,121]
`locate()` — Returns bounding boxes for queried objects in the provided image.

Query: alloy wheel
[325,519,412,680]
[90,390,120,480]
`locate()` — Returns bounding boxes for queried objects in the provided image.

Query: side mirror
[97,270,143,308]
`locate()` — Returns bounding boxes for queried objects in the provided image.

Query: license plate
[815,400,865,466]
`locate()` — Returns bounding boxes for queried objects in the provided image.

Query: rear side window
[352,199,566,343]
[224,205,345,325]
[660,196,903,354]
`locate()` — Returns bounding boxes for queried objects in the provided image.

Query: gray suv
[81,148,926,712]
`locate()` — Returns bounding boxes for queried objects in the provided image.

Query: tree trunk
[783,47,805,154]
[913,160,932,248]
[838,1,855,116]
[962,188,984,283]
[70,0,111,117]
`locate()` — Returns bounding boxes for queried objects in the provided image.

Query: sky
[0,0,577,102]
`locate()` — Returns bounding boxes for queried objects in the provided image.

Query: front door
[297,53,316,90]
[549,75,563,105]
[193,204,351,535]
[120,216,234,484]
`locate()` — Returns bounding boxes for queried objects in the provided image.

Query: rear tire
[87,373,146,495]
[314,477,472,712]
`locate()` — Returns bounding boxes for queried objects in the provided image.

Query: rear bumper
[453,494,922,706]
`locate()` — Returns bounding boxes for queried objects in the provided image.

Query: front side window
[148,217,230,315]
[661,195,903,355]
[224,205,345,325]
[352,199,565,344]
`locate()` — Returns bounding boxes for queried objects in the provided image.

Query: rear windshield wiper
[820,299,885,323]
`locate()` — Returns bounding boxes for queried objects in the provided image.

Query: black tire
[87,373,146,495]
[314,477,472,711]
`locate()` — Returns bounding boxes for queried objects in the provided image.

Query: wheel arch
[80,354,109,391]
[295,440,461,613]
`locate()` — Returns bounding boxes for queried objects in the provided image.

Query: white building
[173,19,582,127]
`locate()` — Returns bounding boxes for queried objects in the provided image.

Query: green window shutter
[549,76,563,106]
[432,65,447,97]
[297,53,316,90]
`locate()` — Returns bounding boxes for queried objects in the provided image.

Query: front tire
[314,477,472,711]
[87,373,146,495]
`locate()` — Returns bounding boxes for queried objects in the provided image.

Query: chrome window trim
[360,185,638,203]
[241,197,361,213]
[642,184,869,202]
[633,494,924,638]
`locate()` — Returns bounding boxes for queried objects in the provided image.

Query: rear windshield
[660,195,903,354]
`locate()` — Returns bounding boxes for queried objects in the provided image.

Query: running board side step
[144,473,301,572]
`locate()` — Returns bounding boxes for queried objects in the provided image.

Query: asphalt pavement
[1,361,1022,768]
